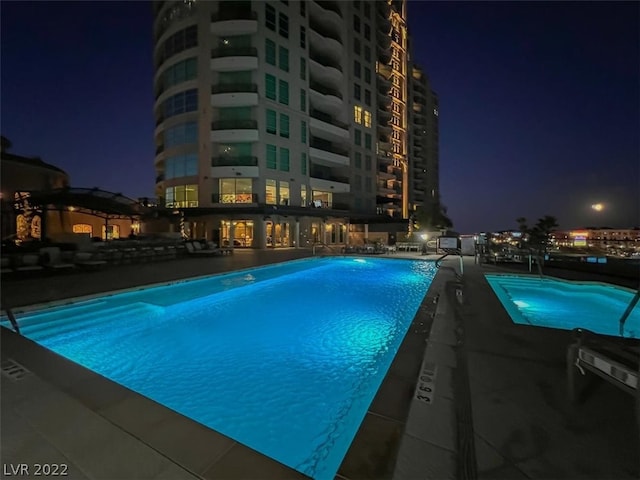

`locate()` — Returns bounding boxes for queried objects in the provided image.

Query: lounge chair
[74,251,107,269]
[185,241,222,256]
[1,256,13,274]
[14,253,44,274]
[40,247,75,271]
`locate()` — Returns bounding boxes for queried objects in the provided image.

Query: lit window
[354,105,363,123]
[364,110,371,127]
[73,224,92,235]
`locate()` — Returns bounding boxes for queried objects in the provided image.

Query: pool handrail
[618,287,640,337]
[435,249,464,280]
[6,308,20,334]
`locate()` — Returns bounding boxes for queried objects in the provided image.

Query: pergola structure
[14,187,150,240]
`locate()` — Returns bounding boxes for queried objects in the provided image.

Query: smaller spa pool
[485,274,640,338]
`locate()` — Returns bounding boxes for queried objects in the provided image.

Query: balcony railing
[310,170,349,184]
[309,109,349,130]
[310,138,349,157]
[212,193,258,204]
[155,174,165,183]
[210,10,257,22]
[316,1,342,17]
[309,51,343,72]
[309,200,350,210]
[309,20,342,44]
[309,82,343,100]
[211,155,258,167]
[155,145,164,154]
[211,83,258,94]
[211,46,257,58]
[211,119,257,130]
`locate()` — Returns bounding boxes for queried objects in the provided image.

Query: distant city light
[591,203,604,212]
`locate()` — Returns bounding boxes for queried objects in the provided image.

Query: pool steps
[15,303,164,340]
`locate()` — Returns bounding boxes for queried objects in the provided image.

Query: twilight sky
[2,1,638,233]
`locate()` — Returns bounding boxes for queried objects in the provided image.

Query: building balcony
[211,155,258,167]
[210,47,258,71]
[309,83,343,116]
[378,1,392,18]
[378,47,392,65]
[316,1,342,17]
[309,60,343,95]
[211,83,258,107]
[155,173,165,184]
[377,15,392,36]
[309,138,350,167]
[309,176,350,194]
[378,107,392,123]
[378,167,395,180]
[210,10,258,36]
[309,109,350,144]
[308,26,342,62]
[377,62,393,80]
[378,123,393,135]
[210,119,259,143]
[309,1,343,38]
[212,193,259,204]
[377,32,392,49]
[378,91,392,107]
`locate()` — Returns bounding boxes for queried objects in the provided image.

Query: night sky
[2,1,638,233]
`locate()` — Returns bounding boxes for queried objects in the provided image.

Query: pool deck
[1,249,639,479]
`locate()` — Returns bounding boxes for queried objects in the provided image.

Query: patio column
[228,220,235,251]
[294,219,300,248]
[254,217,266,249]
[364,223,369,242]
[345,222,350,246]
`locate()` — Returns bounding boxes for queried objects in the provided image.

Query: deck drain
[1,359,31,381]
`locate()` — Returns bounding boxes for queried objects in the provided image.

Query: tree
[413,204,453,232]
[516,215,559,264]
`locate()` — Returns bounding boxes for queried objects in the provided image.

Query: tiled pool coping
[1,255,444,479]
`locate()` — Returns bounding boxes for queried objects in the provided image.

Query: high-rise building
[153,0,438,248]
[407,63,440,218]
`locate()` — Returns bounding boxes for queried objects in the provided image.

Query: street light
[591,203,604,212]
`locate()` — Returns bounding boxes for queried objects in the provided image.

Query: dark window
[300,1,306,17]
[364,23,370,40]
[279,13,289,38]
[265,4,276,31]
[364,3,370,18]
[354,38,360,55]
[364,45,371,61]
[354,83,361,100]
[353,15,360,33]
[364,67,371,83]
[364,89,371,106]
[300,26,306,48]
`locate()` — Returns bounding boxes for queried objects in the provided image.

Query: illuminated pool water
[1,257,436,479]
[485,274,640,338]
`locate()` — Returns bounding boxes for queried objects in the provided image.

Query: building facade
[153,0,439,248]
[407,63,439,217]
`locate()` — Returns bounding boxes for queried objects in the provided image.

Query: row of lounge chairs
[1,240,233,276]
[1,246,107,275]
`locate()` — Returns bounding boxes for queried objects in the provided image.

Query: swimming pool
[485,274,640,338]
[1,257,436,479]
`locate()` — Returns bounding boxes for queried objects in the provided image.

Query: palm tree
[516,215,559,265]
